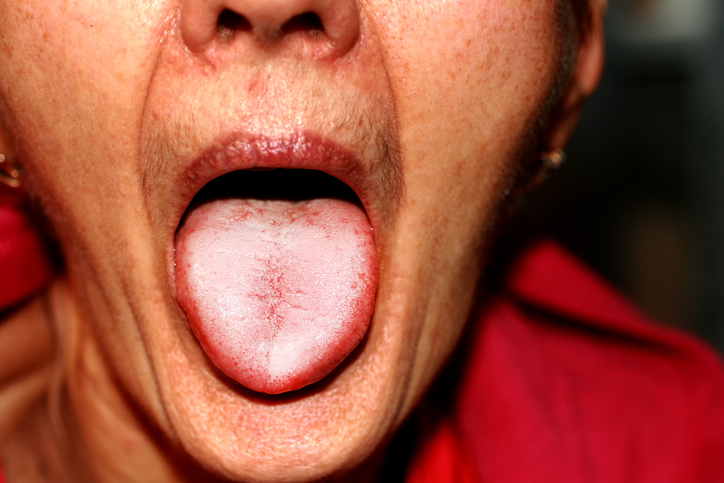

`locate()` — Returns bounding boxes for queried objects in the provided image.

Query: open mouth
[175,167,378,395]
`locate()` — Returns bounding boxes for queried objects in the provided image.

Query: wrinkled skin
[0,0,604,481]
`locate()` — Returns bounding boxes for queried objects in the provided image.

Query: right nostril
[217,9,252,41]
[281,12,324,37]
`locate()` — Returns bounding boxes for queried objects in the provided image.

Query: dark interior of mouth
[188,169,360,208]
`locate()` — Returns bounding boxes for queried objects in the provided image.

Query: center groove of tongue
[175,197,377,394]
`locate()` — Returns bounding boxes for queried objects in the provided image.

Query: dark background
[517,0,724,353]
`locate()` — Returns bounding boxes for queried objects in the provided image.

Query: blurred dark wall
[517,0,724,352]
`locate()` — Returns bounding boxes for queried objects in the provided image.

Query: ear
[544,0,607,149]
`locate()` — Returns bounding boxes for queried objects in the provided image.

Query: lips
[172,134,382,394]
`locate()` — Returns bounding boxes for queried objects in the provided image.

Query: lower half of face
[0,0,569,480]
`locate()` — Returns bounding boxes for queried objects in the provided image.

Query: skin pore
[0,0,604,481]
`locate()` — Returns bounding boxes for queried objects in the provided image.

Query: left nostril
[281,12,324,37]
[217,9,252,41]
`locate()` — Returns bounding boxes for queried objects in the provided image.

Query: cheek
[0,0,169,235]
[365,0,566,398]
[369,0,565,247]
[372,0,563,171]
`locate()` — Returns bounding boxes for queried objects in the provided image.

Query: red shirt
[0,202,53,312]
[408,241,724,483]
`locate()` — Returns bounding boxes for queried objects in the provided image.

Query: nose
[181,0,360,59]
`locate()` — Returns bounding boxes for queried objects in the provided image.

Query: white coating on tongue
[175,198,377,394]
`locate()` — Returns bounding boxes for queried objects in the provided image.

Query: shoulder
[498,240,724,398]
[456,240,724,483]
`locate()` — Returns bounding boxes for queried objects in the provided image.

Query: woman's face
[0,0,600,480]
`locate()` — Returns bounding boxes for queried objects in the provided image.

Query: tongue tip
[194,319,369,395]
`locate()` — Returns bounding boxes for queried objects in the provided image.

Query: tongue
[175,197,377,394]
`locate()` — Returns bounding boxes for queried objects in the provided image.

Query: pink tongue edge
[175,197,378,394]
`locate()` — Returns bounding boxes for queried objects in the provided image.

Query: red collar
[0,204,53,312]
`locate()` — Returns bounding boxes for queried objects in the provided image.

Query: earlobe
[544,0,607,149]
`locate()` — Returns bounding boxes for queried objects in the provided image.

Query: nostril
[181,0,359,58]
[217,9,251,41]
[282,12,324,37]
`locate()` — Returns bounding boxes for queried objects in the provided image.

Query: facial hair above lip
[137,75,402,245]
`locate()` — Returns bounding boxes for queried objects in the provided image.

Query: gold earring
[530,148,566,187]
[540,148,566,172]
[0,153,23,188]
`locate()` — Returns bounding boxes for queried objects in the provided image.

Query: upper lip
[172,131,380,226]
